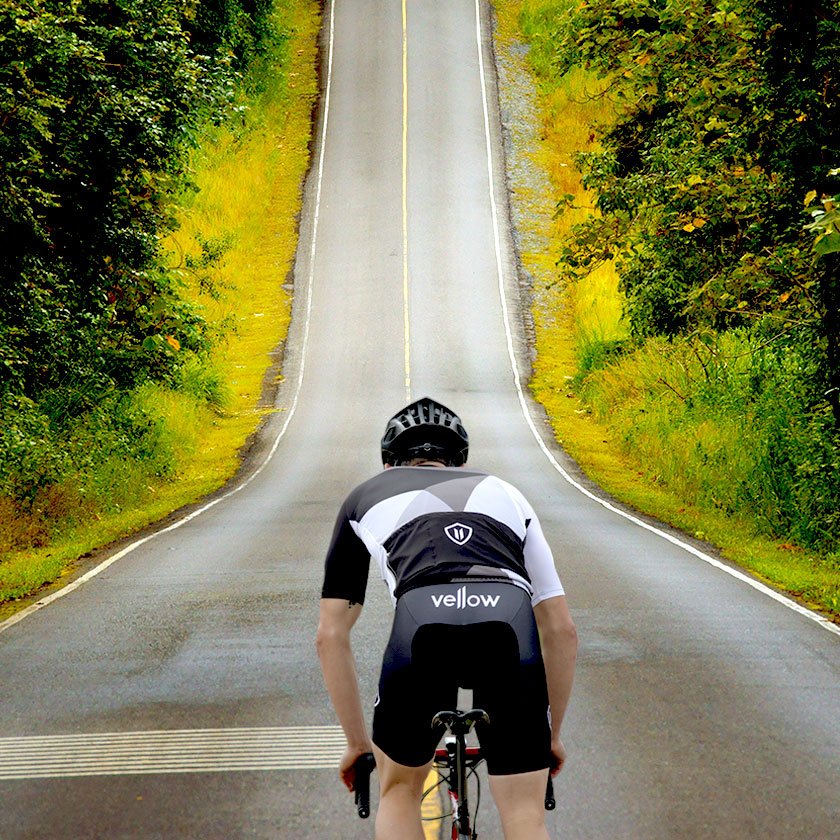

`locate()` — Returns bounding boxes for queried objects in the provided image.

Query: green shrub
[580,329,840,553]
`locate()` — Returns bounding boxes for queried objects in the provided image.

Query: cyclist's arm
[533,594,577,774]
[316,597,373,790]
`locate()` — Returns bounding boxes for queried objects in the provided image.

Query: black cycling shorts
[371,581,551,776]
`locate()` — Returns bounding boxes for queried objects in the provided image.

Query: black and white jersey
[321,466,564,607]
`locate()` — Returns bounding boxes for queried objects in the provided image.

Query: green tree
[528,0,840,550]
[545,0,840,395]
[0,0,269,411]
[0,0,276,501]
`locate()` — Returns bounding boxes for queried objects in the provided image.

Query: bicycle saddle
[432,708,490,735]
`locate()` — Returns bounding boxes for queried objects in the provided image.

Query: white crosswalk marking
[0,726,347,780]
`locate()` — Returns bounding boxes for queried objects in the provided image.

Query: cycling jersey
[321,466,564,606]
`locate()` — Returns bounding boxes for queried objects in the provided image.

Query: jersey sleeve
[490,477,565,605]
[321,499,372,605]
[515,491,565,606]
[523,514,565,606]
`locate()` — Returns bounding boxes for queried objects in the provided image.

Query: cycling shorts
[371,581,551,776]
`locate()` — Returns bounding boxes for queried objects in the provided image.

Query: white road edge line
[472,0,840,639]
[0,2,338,637]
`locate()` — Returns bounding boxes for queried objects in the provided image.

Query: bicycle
[353,708,555,839]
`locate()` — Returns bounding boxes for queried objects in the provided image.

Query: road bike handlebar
[351,729,555,819]
[353,752,376,819]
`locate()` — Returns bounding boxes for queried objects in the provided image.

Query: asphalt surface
[1,1,839,838]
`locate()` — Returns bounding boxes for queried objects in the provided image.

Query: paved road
[2,1,839,838]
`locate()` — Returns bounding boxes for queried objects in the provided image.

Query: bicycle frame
[431,709,489,839]
[429,708,557,838]
[434,738,484,839]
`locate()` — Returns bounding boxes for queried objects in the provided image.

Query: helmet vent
[380,397,469,467]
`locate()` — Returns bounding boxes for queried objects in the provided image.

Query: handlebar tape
[545,775,556,811]
[354,752,376,818]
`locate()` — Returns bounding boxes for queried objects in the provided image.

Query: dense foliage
[0,0,274,503]
[188,0,275,71]
[524,0,840,551]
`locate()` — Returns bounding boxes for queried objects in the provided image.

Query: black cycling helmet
[381,397,469,467]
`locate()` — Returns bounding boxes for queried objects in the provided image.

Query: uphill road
[1,1,838,838]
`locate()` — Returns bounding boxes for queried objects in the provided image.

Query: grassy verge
[0,0,320,614]
[492,0,840,620]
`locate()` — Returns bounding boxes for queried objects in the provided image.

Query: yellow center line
[422,766,444,840]
[404,3,436,833]
[402,17,440,834]
[402,0,412,403]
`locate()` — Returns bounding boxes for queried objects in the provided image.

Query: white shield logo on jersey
[444,523,473,546]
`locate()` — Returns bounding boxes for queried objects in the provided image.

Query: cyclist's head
[381,397,469,467]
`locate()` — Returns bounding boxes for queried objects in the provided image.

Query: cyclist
[316,397,577,840]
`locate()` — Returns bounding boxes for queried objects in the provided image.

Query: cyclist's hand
[550,737,567,776]
[339,745,372,792]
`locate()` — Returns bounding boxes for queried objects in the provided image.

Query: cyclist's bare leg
[489,769,552,840]
[372,743,432,840]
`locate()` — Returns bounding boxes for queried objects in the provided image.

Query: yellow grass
[169,9,320,457]
[493,0,629,477]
